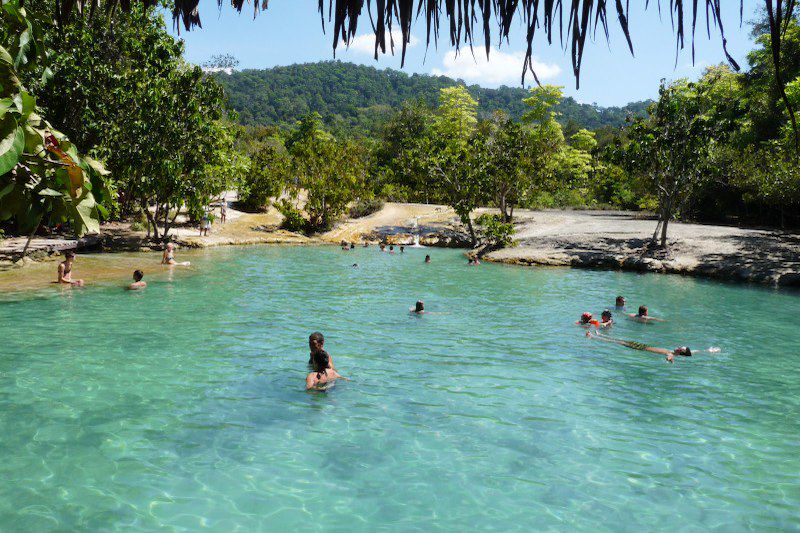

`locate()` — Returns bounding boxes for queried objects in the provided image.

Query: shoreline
[1,205,799,290]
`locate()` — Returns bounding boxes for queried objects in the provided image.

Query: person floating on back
[577,312,600,328]
[161,243,190,266]
[627,305,665,323]
[308,332,335,371]
[128,269,147,290]
[57,251,84,286]
[586,331,720,363]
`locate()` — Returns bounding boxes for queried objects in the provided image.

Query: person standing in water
[308,332,335,371]
[627,305,665,323]
[424,255,431,263]
[306,350,347,390]
[410,300,425,314]
[615,296,626,309]
[161,243,190,266]
[586,331,719,362]
[57,251,84,286]
[128,270,147,290]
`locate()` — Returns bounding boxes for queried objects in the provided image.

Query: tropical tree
[0,0,112,252]
[625,80,713,248]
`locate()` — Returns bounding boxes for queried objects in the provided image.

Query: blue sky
[171,0,762,106]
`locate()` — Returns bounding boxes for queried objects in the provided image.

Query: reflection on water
[1,245,799,531]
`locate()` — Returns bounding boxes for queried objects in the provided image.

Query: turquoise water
[1,246,799,531]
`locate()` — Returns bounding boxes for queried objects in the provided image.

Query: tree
[286,113,367,231]
[624,80,713,248]
[416,86,486,245]
[0,0,112,251]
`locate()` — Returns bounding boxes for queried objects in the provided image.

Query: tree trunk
[660,198,673,248]
[465,215,477,247]
[499,193,508,223]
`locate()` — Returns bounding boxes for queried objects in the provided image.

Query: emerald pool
[1,246,799,530]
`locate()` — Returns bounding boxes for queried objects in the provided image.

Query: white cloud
[343,30,419,56]
[431,49,560,87]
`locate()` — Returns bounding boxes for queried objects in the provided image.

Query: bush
[276,200,307,233]
[349,198,384,218]
[476,213,516,248]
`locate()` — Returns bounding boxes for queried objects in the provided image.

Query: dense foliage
[212,62,650,136]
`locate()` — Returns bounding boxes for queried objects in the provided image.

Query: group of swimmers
[55,242,191,291]
[579,295,718,362]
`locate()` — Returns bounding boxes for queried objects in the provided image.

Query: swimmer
[363,242,369,248]
[308,332,335,371]
[576,312,600,328]
[424,255,431,263]
[615,295,626,309]
[161,243,190,266]
[400,245,405,253]
[380,243,386,252]
[352,263,359,268]
[128,269,147,290]
[599,309,614,328]
[410,300,425,314]
[56,251,84,286]
[350,242,355,250]
[586,331,719,363]
[389,245,395,254]
[627,305,665,323]
[306,350,348,390]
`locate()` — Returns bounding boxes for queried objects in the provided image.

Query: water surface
[1,246,799,531]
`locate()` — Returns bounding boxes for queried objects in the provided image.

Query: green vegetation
[213,62,651,136]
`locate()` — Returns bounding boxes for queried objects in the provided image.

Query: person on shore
[308,332,335,371]
[599,310,614,328]
[576,312,600,328]
[128,270,147,290]
[220,203,227,224]
[615,296,626,309]
[586,331,718,363]
[627,305,665,323]
[424,254,431,263]
[410,300,425,314]
[199,207,211,236]
[161,243,191,266]
[306,349,347,390]
[57,251,84,286]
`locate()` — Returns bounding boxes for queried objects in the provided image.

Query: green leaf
[0,45,12,66]
[0,117,24,175]
[0,98,13,120]
[38,188,63,197]
[0,181,15,200]
[19,91,34,118]
[14,27,31,69]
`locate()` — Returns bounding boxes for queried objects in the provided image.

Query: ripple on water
[1,246,799,531]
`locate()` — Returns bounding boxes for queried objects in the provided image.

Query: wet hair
[425,255,430,261]
[638,305,648,316]
[580,312,592,324]
[675,347,692,357]
[415,300,424,312]
[133,270,144,282]
[601,309,612,320]
[389,245,394,250]
[313,350,331,377]
[65,251,75,259]
[309,332,324,344]
[615,295,625,305]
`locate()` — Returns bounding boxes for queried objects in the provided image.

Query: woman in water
[56,251,84,286]
[161,243,190,266]
[410,300,425,314]
[599,310,614,328]
[306,350,347,390]
[586,331,719,362]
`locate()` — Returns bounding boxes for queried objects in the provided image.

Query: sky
[170,0,763,106]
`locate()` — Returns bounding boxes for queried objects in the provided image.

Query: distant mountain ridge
[212,61,650,135]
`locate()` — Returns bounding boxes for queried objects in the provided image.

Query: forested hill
[212,61,650,135]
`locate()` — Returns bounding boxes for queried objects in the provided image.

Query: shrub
[349,198,384,218]
[276,200,307,233]
[476,213,516,248]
